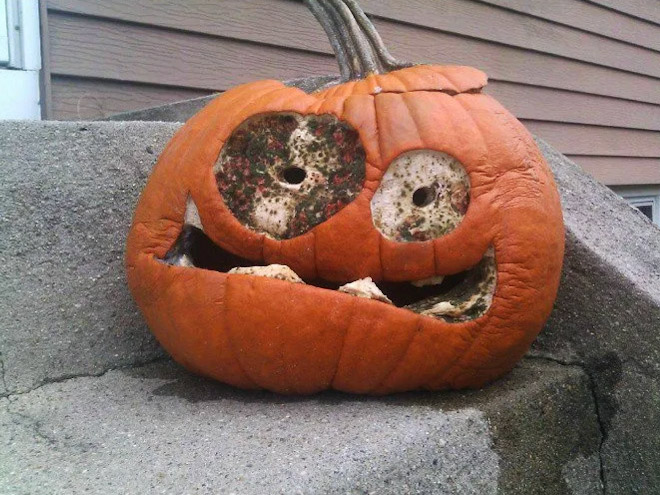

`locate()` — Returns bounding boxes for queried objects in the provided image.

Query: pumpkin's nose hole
[281,166,307,184]
[412,186,436,208]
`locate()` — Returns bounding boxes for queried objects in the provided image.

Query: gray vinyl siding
[41,0,660,186]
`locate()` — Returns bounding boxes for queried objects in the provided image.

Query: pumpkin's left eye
[215,112,366,239]
[371,150,470,242]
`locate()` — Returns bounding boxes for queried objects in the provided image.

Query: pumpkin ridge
[369,315,424,394]
[449,93,494,194]
[209,289,261,389]
[377,230,384,281]
[400,91,429,150]
[326,93,377,181]
[415,65,456,93]
[222,276,264,389]
[371,94,388,172]
[425,65,460,93]
[429,275,499,389]
[329,295,359,389]
[311,229,320,281]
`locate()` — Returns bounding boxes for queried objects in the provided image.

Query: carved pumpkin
[126,0,564,394]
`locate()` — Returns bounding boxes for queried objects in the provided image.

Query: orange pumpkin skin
[126,65,564,394]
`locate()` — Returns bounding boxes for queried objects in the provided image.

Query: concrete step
[1,358,601,495]
[1,118,659,493]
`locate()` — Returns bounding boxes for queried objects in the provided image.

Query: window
[611,185,660,226]
[628,197,655,222]
[0,0,41,120]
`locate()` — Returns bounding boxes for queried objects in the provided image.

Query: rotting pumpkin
[126,0,564,394]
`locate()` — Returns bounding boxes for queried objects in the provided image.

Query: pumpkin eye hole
[281,166,307,185]
[371,150,470,242]
[412,185,436,208]
[215,112,366,239]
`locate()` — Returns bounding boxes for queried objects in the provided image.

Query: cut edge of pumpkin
[160,199,497,324]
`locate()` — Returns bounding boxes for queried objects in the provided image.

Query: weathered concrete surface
[104,94,216,123]
[0,358,601,495]
[0,121,178,395]
[534,140,660,495]
[2,114,660,493]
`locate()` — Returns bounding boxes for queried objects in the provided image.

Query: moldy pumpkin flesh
[125,1,564,395]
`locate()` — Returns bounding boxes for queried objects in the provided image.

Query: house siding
[41,0,660,186]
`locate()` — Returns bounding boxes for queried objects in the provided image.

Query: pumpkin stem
[304,0,411,80]
[304,0,355,80]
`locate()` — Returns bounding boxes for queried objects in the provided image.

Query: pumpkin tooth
[420,294,489,319]
[184,196,203,230]
[228,264,304,284]
[411,275,445,287]
[338,277,393,304]
[176,254,195,268]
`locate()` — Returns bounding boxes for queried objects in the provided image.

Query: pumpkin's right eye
[215,112,366,240]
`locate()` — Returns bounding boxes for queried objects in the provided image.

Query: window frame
[0,0,9,65]
[610,185,660,226]
[0,0,41,120]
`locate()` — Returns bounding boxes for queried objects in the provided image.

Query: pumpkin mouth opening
[162,224,496,323]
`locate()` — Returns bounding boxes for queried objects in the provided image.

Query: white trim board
[0,0,41,120]
[0,69,41,119]
[0,0,9,64]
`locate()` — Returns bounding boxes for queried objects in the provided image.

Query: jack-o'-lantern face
[126,0,564,394]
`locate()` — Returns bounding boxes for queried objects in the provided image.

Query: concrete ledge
[0,121,179,395]
[533,140,660,494]
[101,75,341,123]
[2,118,659,492]
[0,358,601,494]
[104,94,216,124]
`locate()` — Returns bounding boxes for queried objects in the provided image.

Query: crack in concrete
[585,369,608,495]
[527,354,606,495]
[0,353,8,396]
[1,356,170,400]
